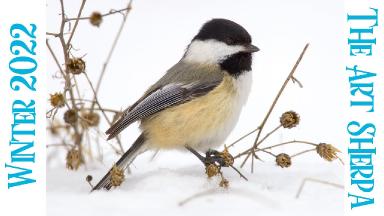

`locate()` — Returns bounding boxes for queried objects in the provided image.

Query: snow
[47,151,343,216]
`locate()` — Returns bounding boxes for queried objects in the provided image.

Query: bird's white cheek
[184,39,244,64]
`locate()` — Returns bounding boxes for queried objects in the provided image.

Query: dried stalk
[90,0,133,111]
[66,6,132,21]
[295,177,343,198]
[47,0,134,167]
[238,43,310,170]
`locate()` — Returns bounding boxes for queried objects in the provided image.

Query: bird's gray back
[147,61,224,92]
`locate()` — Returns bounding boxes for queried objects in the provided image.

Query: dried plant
[222,43,342,182]
[46,0,133,167]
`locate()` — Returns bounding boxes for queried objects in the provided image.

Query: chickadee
[92,18,259,191]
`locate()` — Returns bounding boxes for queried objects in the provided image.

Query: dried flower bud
[110,165,125,187]
[50,92,65,108]
[82,112,100,127]
[64,109,78,124]
[316,143,340,162]
[66,149,82,170]
[276,153,292,168]
[280,111,300,129]
[89,11,102,27]
[205,163,219,178]
[219,147,234,167]
[219,178,229,188]
[49,120,60,135]
[86,175,93,182]
[66,58,85,75]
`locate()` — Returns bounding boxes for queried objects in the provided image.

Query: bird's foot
[205,149,234,167]
[185,146,234,167]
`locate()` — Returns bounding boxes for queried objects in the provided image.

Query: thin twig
[46,143,74,148]
[255,125,282,147]
[66,7,132,21]
[240,43,310,169]
[83,72,124,154]
[178,189,218,206]
[291,76,303,88]
[46,32,59,37]
[235,140,317,159]
[254,43,309,148]
[90,0,133,111]
[227,127,260,148]
[295,177,343,198]
[66,0,87,47]
[257,140,317,153]
[229,165,248,181]
[291,148,315,158]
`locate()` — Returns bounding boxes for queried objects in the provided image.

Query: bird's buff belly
[140,76,241,151]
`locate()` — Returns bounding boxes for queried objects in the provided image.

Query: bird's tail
[91,133,147,191]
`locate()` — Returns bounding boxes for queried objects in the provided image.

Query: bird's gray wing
[105,80,222,140]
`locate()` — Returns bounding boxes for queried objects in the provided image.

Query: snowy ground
[47,151,343,216]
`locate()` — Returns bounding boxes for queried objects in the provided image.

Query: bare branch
[240,43,310,169]
[90,0,133,111]
[296,177,343,198]
[66,6,132,22]
[66,0,87,47]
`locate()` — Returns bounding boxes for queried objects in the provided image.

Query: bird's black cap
[193,18,252,46]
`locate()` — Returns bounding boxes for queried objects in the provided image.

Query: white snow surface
[48,151,343,216]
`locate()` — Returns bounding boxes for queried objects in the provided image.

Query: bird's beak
[244,44,260,53]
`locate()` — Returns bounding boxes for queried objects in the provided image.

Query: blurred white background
[46,0,345,215]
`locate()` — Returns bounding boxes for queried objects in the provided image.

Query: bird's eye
[225,38,235,45]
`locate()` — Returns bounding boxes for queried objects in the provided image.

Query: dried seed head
[86,175,93,182]
[219,178,229,188]
[49,120,61,135]
[205,163,220,178]
[276,153,292,168]
[316,143,340,162]
[64,109,78,124]
[82,112,100,127]
[49,126,59,135]
[110,165,125,187]
[66,58,85,75]
[219,147,234,167]
[66,149,82,170]
[89,11,103,27]
[280,111,300,129]
[50,92,65,108]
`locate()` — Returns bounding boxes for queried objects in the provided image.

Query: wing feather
[105,80,221,140]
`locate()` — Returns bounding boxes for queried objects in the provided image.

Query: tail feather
[105,118,129,140]
[91,134,147,191]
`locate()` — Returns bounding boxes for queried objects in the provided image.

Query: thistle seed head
[64,109,78,124]
[90,11,103,27]
[316,143,340,162]
[110,165,125,187]
[276,153,292,168]
[205,163,220,178]
[66,58,85,75]
[49,92,65,108]
[219,147,234,167]
[66,149,82,170]
[280,111,300,129]
[82,112,100,127]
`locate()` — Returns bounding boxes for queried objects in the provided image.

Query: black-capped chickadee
[93,18,259,191]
